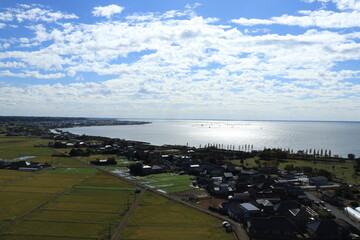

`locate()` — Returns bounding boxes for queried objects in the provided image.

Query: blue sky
[0,0,360,120]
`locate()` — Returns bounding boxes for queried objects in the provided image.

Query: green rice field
[0,135,233,240]
[134,173,195,193]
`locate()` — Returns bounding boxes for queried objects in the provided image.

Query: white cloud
[232,10,360,28]
[0,5,78,23]
[0,70,65,79]
[304,0,360,10]
[0,4,360,120]
[92,4,124,18]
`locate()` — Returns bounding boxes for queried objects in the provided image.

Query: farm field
[278,159,357,183]
[0,135,234,240]
[133,173,195,193]
[231,156,358,184]
[80,154,131,165]
[0,135,54,163]
[123,191,233,240]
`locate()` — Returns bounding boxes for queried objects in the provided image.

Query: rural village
[0,117,360,239]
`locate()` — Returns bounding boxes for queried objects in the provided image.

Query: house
[223,172,234,180]
[222,202,244,221]
[239,203,261,218]
[231,192,251,202]
[255,199,274,214]
[222,202,259,221]
[247,216,297,240]
[210,183,230,197]
[7,161,44,171]
[287,186,308,200]
[309,176,329,187]
[141,165,152,175]
[151,165,164,174]
[90,158,117,166]
[274,201,301,215]
[0,159,10,169]
[257,166,279,174]
[187,164,203,175]
[225,163,238,172]
[8,161,33,170]
[286,207,311,230]
[255,190,281,202]
[307,219,351,240]
[322,191,344,207]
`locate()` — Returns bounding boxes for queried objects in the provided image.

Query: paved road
[305,192,360,230]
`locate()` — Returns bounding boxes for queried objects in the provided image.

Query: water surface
[62,120,360,157]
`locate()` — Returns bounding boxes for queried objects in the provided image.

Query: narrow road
[66,155,248,240]
[110,190,144,240]
[305,192,360,230]
[93,165,248,240]
[0,173,95,234]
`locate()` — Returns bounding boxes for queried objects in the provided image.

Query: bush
[129,163,143,176]
[350,201,359,208]
[284,164,294,171]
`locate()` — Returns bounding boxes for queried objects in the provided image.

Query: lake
[62,120,360,157]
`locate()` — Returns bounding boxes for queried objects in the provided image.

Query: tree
[129,163,143,176]
[284,164,294,172]
[302,166,313,175]
[315,169,332,180]
[348,153,355,160]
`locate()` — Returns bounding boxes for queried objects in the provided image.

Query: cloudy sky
[0,0,359,121]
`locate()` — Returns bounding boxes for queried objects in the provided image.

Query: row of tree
[200,143,254,152]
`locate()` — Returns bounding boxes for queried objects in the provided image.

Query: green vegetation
[4,220,106,238]
[42,167,98,175]
[28,209,121,222]
[135,173,194,193]
[0,134,232,240]
[0,135,53,163]
[74,185,135,191]
[232,155,358,184]
[124,191,232,240]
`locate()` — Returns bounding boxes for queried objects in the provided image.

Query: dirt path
[0,173,94,234]
[92,165,248,240]
[0,144,97,234]
[110,190,145,240]
[51,150,248,240]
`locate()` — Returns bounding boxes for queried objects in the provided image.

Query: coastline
[59,120,360,157]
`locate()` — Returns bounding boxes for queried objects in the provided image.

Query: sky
[0,0,360,121]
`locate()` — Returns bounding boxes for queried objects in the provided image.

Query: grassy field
[231,156,358,184]
[0,192,53,221]
[0,135,54,163]
[123,191,233,240]
[43,201,127,212]
[134,173,195,193]
[80,154,130,163]
[123,225,231,240]
[27,209,121,222]
[0,135,234,240]
[278,159,357,183]
[4,220,106,238]
[42,167,97,175]
[78,172,134,187]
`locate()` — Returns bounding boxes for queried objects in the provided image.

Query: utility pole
[108,221,111,239]
[127,195,130,211]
